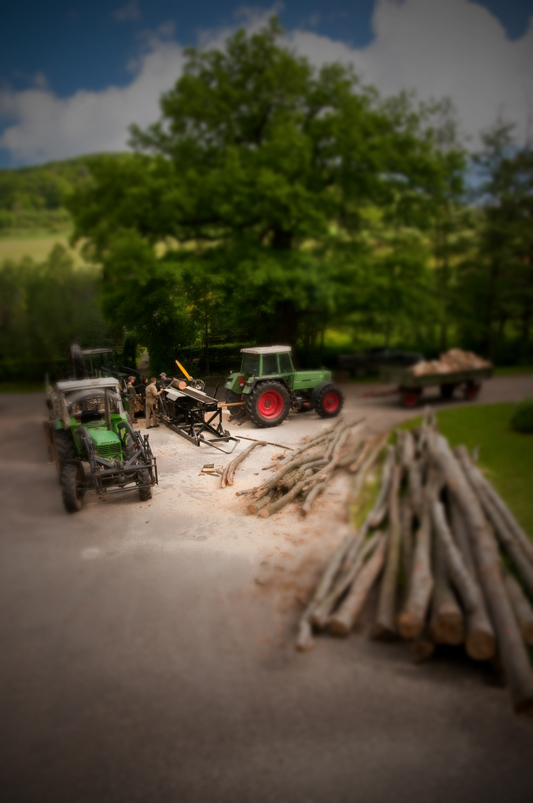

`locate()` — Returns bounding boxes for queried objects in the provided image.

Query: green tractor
[45,377,157,513]
[224,346,344,428]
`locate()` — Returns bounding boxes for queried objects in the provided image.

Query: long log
[408,458,425,520]
[456,447,533,564]
[259,469,316,518]
[401,429,415,472]
[221,440,267,487]
[372,462,402,639]
[301,482,327,517]
[310,531,380,630]
[347,436,387,505]
[328,534,387,637]
[247,490,275,514]
[400,496,414,582]
[396,478,436,640]
[448,498,495,660]
[282,419,345,467]
[430,523,465,646]
[368,444,395,527]
[296,528,355,651]
[504,571,533,646]
[455,447,533,597]
[245,454,328,500]
[430,433,533,716]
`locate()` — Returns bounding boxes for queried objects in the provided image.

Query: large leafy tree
[69,18,464,357]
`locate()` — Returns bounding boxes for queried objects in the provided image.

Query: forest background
[1,19,532,382]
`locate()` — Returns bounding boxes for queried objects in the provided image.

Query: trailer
[379,365,493,408]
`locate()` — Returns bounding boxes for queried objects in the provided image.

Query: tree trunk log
[248,455,328,500]
[400,496,414,583]
[430,524,465,646]
[328,534,387,638]
[368,444,395,527]
[347,436,387,505]
[296,527,355,651]
[310,532,379,630]
[247,490,275,514]
[429,433,533,716]
[455,447,533,597]
[408,458,425,520]
[397,492,434,640]
[221,440,267,487]
[433,499,495,660]
[372,462,402,639]
[504,571,533,646]
[455,446,533,564]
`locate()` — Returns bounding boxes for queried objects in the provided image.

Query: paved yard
[1,375,533,802]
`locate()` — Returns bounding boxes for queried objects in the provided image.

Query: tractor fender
[244,377,289,396]
[310,381,333,406]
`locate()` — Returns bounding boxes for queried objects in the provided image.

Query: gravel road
[1,375,532,803]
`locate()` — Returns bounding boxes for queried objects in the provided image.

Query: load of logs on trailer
[296,409,533,719]
[234,418,383,519]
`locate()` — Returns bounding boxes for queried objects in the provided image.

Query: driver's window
[262,354,278,375]
[278,352,293,373]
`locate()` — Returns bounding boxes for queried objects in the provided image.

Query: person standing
[145,377,163,428]
[126,376,137,422]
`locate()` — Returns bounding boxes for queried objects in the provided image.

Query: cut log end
[397,612,424,641]
[431,611,465,646]
[328,618,351,638]
[465,629,496,662]
[295,620,315,652]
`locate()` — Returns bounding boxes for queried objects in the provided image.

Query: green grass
[403,403,533,539]
[493,366,533,376]
[0,231,88,266]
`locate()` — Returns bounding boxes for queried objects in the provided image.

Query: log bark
[433,499,495,660]
[283,419,345,466]
[259,469,315,518]
[372,462,402,639]
[310,532,379,630]
[247,490,275,514]
[400,496,414,582]
[455,447,533,597]
[221,440,267,487]
[328,534,387,637]
[430,526,465,646]
[296,528,355,651]
[246,455,328,500]
[368,444,395,527]
[397,506,433,640]
[401,429,416,471]
[455,447,533,564]
[430,433,533,716]
[347,436,387,505]
[504,571,533,646]
[301,482,327,517]
[408,458,425,520]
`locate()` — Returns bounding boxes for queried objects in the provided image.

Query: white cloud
[112,1,142,23]
[1,0,532,165]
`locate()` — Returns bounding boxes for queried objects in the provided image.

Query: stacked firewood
[410,348,492,377]
[238,419,384,519]
[297,409,533,718]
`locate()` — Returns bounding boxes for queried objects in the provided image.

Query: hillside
[0,153,127,235]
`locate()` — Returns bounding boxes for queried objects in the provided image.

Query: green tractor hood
[88,427,123,459]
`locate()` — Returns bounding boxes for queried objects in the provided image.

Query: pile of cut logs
[297,409,533,718]
[236,419,383,519]
[409,348,492,377]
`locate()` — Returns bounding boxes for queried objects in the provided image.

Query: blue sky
[1,1,532,167]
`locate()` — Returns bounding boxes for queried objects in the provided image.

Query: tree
[68,17,465,358]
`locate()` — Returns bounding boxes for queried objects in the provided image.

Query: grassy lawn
[403,403,533,539]
[0,231,87,265]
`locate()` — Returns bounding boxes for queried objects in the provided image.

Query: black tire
[53,429,77,475]
[314,383,344,418]
[246,381,290,428]
[138,468,152,501]
[60,462,85,513]
[225,389,244,419]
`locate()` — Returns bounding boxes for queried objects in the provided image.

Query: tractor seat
[80,410,103,424]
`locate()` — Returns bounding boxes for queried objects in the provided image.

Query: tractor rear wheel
[53,429,77,476]
[225,389,244,420]
[60,462,85,513]
[246,381,290,428]
[314,384,344,418]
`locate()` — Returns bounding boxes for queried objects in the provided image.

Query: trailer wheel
[401,389,422,408]
[246,381,290,428]
[60,463,85,513]
[137,468,152,501]
[464,381,481,401]
[314,384,344,418]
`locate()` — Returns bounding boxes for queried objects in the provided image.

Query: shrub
[510,398,533,433]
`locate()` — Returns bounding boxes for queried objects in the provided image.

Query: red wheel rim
[257,390,284,419]
[402,391,419,408]
[322,391,340,412]
[466,384,480,400]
